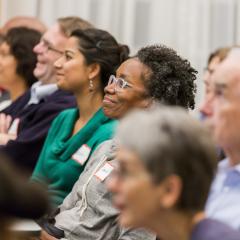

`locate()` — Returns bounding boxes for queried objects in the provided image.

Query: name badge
[72,144,91,165]
[94,162,114,181]
[8,118,20,135]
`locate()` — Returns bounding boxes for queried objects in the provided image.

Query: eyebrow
[118,73,129,79]
[41,37,52,46]
[117,73,133,84]
[205,67,215,74]
[65,49,76,55]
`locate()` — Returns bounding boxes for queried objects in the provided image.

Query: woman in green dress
[31,28,129,206]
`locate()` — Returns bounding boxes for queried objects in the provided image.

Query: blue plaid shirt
[206,158,240,231]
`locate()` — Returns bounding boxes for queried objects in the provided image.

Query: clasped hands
[0,113,17,145]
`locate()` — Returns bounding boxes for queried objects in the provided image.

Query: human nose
[106,171,121,195]
[199,93,214,118]
[203,70,210,84]
[54,56,64,69]
[104,80,116,95]
[33,40,45,54]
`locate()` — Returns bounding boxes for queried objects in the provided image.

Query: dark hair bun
[71,28,130,92]
[118,44,130,63]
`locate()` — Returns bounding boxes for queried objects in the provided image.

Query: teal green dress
[31,108,117,206]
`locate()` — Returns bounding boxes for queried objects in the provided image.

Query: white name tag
[94,162,114,181]
[72,144,91,165]
[8,118,20,135]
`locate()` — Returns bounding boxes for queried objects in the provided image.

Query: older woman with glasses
[40,44,197,240]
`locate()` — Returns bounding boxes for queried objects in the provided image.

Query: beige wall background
[1,0,240,108]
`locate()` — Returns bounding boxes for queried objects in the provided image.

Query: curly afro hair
[136,45,197,110]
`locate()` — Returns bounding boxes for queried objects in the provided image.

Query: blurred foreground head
[108,104,217,231]
[0,155,49,220]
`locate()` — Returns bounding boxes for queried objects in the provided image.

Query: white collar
[27,81,58,105]
[218,158,240,174]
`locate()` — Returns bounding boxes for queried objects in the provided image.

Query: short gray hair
[116,104,217,211]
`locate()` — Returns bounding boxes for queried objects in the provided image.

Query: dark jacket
[0,89,76,172]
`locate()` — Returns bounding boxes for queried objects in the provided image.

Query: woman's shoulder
[91,121,117,145]
[52,108,78,123]
[57,108,77,117]
[96,118,118,136]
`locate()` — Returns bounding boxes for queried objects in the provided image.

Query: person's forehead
[212,58,240,88]
[42,23,65,46]
[117,58,144,75]
[118,147,140,166]
[226,48,240,59]
[116,58,148,85]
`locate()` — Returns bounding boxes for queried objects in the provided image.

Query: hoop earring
[89,79,94,92]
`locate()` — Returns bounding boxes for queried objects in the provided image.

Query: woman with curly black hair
[40,44,197,240]
[0,27,41,106]
[103,44,197,120]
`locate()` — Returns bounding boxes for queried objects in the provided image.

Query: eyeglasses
[39,39,64,55]
[108,75,133,91]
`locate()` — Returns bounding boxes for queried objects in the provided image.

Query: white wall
[1,0,240,108]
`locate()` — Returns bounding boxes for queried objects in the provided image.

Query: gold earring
[89,79,94,92]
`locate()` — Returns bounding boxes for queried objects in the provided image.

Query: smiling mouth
[103,95,116,104]
[56,72,64,77]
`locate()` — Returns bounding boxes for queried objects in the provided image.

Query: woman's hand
[0,113,12,134]
[0,133,17,145]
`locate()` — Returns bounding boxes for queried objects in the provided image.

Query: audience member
[0,16,47,103]
[0,16,47,35]
[201,48,240,231]
[31,28,129,207]
[0,155,49,240]
[40,44,197,240]
[0,27,41,110]
[200,47,233,160]
[200,47,232,117]
[108,105,240,240]
[0,17,92,173]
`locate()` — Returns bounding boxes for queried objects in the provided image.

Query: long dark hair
[71,28,129,92]
[5,27,41,87]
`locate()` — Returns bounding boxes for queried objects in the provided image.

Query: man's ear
[156,175,182,209]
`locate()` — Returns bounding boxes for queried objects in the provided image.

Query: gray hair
[116,104,217,211]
